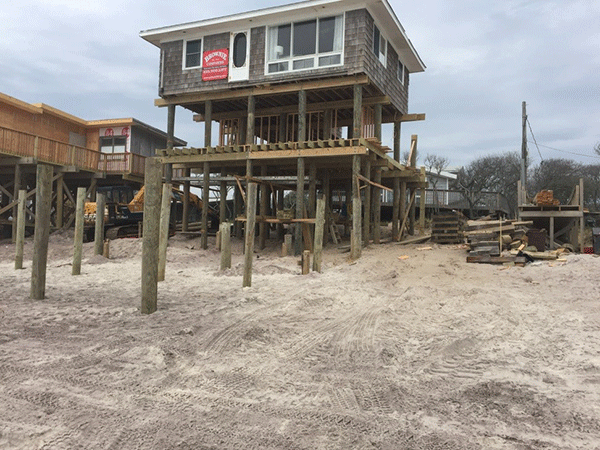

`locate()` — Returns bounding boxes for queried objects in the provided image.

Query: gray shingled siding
[159,8,409,113]
[361,10,408,114]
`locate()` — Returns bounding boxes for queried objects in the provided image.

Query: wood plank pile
[466,217,533,265]
[533,190,560,206]
[431,211,466,244]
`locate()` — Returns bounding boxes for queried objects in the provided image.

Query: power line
[526,141,600,160]
[526,118,543,162]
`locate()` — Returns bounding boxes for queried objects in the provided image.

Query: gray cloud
[2,0,599,167]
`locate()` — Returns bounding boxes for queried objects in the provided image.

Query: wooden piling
[56,174,64,229]
[298,90,306,142]
[373,168,382,244]
[12,164,22,242]
[72,187,86,275]
[141,158,162,314]
[158,182,172,282]
[353,84,362,139]
[103,240,110,259]
[351,155,362,259]
[182,168,191,232]
[259,165,268,250]
[30,164,53,300]
[243,182,258,287]
[201,162,210,249]
[220,222,231,270]
[362,158,371,245]
[15,189,26,270]
[94,193,105,255]
[295,158,305,255]
[313,195,325,273]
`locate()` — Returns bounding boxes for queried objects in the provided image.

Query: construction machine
[84,185,214,240]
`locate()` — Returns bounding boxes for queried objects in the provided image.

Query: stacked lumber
[431,211,466,244]
[534,190,560,206]
[466,217,532,265]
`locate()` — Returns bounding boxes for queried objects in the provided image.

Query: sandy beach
[1,229,599,449]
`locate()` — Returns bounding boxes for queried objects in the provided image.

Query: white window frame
[265,13,345,76]
[373,24,387,67]
[100,136,127,154]
[398,59,405,85]
[183,38,203,70]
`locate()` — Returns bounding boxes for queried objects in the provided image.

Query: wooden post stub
[284,234,292,257]
[103,239,110,259]
[302,250,310,275]
[30,164,53,300]
[243,183,258,287]
[141,158,162,314]
[313,195,325,273]
[72,187,86,275]
[220,222,231,270]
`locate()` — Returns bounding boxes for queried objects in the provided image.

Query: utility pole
[521,101,528,198]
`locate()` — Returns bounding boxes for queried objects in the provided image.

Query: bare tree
[424,154,449,212]
[456,152,520,218]
[530,158,582,204]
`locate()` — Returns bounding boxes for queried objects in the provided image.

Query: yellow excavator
[85,185,212,239]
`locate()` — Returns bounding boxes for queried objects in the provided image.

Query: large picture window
[267,15,343,74]
[184,39,202,69]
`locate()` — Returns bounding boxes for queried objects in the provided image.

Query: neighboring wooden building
[140,0,427,252]
[0,92,184,237]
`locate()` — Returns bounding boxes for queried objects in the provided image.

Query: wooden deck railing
[0,125,145,177]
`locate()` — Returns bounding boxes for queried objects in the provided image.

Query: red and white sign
[203,49,228,68]
[104,128,114,137]
[121,126,130,137]
[202,49,229,81]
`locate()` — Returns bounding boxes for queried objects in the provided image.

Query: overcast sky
[1,0,599,168]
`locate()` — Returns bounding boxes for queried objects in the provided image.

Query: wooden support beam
[182,168,191,232]
[219,178,227,224]
[374,104,382,142]
[373,168,382,244]
[353,84,362,139]
[94,193,105,255]
[12,164,22,242]
[201,162,210,249]
[313,194,325,273]
[243,182,258,287]
[141,158,162,314]
[72,187,86,275]
[393,121,401,162]
[165,104,175,182]
[351,155,362,259]
[259,165,268,250]
[298,89,307,142]
[362,158,371,245]
[204,99,212,147]
[419,167,426,229]
[392,178,400,241]
[399,190,416,241]
[15,190,26,270]
[295,158,305,255]
[158,182,172,282]
[30,164,53,300]
[56,174,64,229]
[247,94,255,146]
